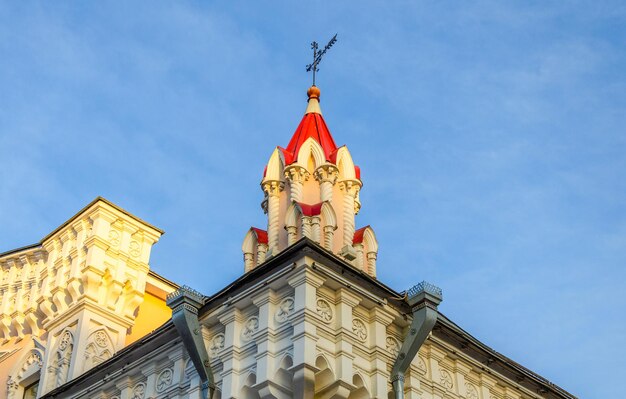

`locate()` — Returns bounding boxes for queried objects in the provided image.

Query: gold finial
[305,86,322,115]
[307,86,321,102]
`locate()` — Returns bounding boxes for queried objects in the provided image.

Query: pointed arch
[46,329,74,392]
[263,147,285,182]
[348,372,370,399]
[83,328,115,372]
[314,354,335,392]
[284,202,303,246]
[362,226,378,253]
[240,371,260,399]
[242,228,268,272]
[334,146,356,180]
[296,138,325,172]
[6,347,43,399]
[274,353,294,393]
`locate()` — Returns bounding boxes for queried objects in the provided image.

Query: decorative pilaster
[288,265,325,399]
[285,165,310,203]
[314,164,339,202]
[262,180,285,254]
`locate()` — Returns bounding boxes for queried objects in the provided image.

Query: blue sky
[1,2,624,397]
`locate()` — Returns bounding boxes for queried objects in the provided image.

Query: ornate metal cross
[306,34,338,86]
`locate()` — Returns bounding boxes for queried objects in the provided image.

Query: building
[0,85,577,399]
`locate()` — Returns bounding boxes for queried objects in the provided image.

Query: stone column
[366,251,377,277]
[285,165,310,203]
[310,216,321,243]
[257,243,269,265]
[314,164,339,202]
[262,180,285,254]
[339,180,361,260]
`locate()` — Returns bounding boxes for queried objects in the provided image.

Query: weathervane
[306,34,338,86]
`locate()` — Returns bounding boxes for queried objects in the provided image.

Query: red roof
[251,227,268,244]
[298,202,323,216]
[281,112,338,165]
[353,225,370,244]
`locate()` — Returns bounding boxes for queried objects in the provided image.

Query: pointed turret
[243,86,378,276]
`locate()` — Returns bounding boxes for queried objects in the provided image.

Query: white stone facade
[41,252,572,399]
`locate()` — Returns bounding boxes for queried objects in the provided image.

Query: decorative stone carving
[315,298,333,322]
[209,333,225,357]
[156,368,174,392]
[84,329,114,372]
[108,229,120,247]
[132,382,146,399]
[94,331,108,347]
[59,330,72,350]
[275,297,295,323]
[417,356,427,374]
[129,241,141,258]
[47,330,74,391]
[352,318,368,341]
[440,369,453,389]
[241,316,259,342]
[385,336,400,357]
[466,382,479,399]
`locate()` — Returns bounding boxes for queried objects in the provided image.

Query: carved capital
[284,165,310,183]
[338,179,361,197]
[314,164,339,184]
[262,180,285,197]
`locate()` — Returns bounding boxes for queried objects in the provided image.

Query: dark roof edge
[199,237,408,314]
[435,313,578,399]
[0,243,42,258]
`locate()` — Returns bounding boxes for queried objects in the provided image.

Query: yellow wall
[125,292,171,345]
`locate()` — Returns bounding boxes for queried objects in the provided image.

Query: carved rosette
[108,229,120,247]
[315,298,333,322]
[209,333,225,357]
[129,241,141,258]
[385,336,400,357]
[241,316,259,342]
[352,318,368,341]
[465,382,479,399]
[156,368,174,392]
[132,382,145,399]
[440,369,453,389]
[274,297,295,323]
